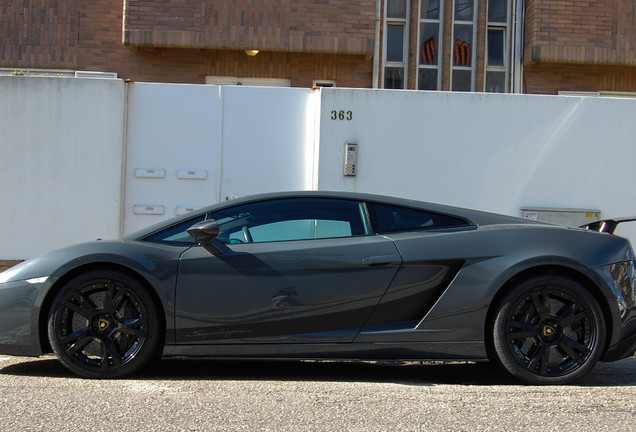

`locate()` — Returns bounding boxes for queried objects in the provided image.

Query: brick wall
[0,0,79,68]
[208,50,372,87]
[525,0,636,66]
[524,0,636,94]
[123,0,376,55]
[6,1,633,93]
[473,0,488,92]
[0,260,22,273]
[525,63,636,95]
[0,0,372,87]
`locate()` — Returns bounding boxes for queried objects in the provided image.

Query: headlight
[0,261,48,285]
[26,276,49,284]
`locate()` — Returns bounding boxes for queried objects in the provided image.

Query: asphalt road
[1,355,636,432]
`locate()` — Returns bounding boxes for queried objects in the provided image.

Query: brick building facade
[0,0,635,94]
[0,0,376,87]
[523,0,636,94]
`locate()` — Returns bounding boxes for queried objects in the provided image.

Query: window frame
[206,198,371,244]
[450,0,478,92]
[416,0,444,90]
[484,0,511,93]
[142,214,208,246]
[365,201,473,234]
[383,0,410,89]
[141,197,476,247]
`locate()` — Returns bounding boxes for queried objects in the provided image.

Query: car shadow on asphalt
[2,355,636,386]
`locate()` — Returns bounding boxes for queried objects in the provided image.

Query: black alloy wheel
[492,275,605,385]
[48,270,161,378]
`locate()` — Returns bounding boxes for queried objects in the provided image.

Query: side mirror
[187,219,229,256]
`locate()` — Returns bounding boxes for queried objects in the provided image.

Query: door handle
[362,254,402,266]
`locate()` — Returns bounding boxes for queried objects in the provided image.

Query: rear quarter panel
[383,225,634,344]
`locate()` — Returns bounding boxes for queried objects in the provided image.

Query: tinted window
[209,198,367,244]
[421,0,441,20]
[143,215,206,245]
[387,0,407,18]
[386,24,405,62]
[455,0,474,21]
[248,219,354,242]
[367,203,468,233]
[488,0,507,23]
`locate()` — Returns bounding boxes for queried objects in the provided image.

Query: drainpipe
[372,0,381,88]
[511,0,525,93]
[119,80,131,237]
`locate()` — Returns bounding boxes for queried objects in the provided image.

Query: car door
[174,197,402,344]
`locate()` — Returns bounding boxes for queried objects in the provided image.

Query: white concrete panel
[318,89,636,234]
[219,86,318,200]
[5,80,636,259]
[123,83,223,233]
[0,76,125,258]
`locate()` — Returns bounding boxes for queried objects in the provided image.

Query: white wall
[0,77,125,258]
[318,89,636,224]
[123,84,317,234]
[218,86,318,201]
[124,83,223,233]
[3,78,636,259]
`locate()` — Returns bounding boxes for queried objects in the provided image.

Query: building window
[451,0,477,91]
[485,0,509,92]
[417,0,444,90]
[384,0,409,89]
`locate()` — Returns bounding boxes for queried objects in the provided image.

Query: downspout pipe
[372,0,381,88]
[512,0,525,93]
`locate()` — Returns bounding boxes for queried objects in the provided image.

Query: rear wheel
[48,270,161,378]
[492,275,605,384]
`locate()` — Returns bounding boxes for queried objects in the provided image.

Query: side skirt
[162,342,487,361]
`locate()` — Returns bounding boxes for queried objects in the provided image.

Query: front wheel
[48,270,162,378]
[492,275,606,385]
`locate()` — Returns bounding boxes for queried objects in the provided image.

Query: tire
[48,270,162,378]
[492,275,605,385]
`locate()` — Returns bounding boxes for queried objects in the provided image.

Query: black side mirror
[187,219,229,255]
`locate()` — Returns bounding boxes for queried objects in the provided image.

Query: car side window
[143,215,207,245]
[209,198,368,243]
[367,202,469,233]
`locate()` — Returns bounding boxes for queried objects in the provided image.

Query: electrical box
[344,142,357,176]
[521,207,601,227]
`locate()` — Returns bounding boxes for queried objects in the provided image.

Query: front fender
[0,240,187,357]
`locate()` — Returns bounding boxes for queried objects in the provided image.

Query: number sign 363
[330,110,353,121]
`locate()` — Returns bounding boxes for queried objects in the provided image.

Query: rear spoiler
[580,217,636,234]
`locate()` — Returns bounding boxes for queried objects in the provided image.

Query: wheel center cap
[97,318,110,331]
[542,325,556,337]
[539,320,561,341]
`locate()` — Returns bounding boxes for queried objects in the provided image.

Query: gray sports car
[1,191,635,384]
